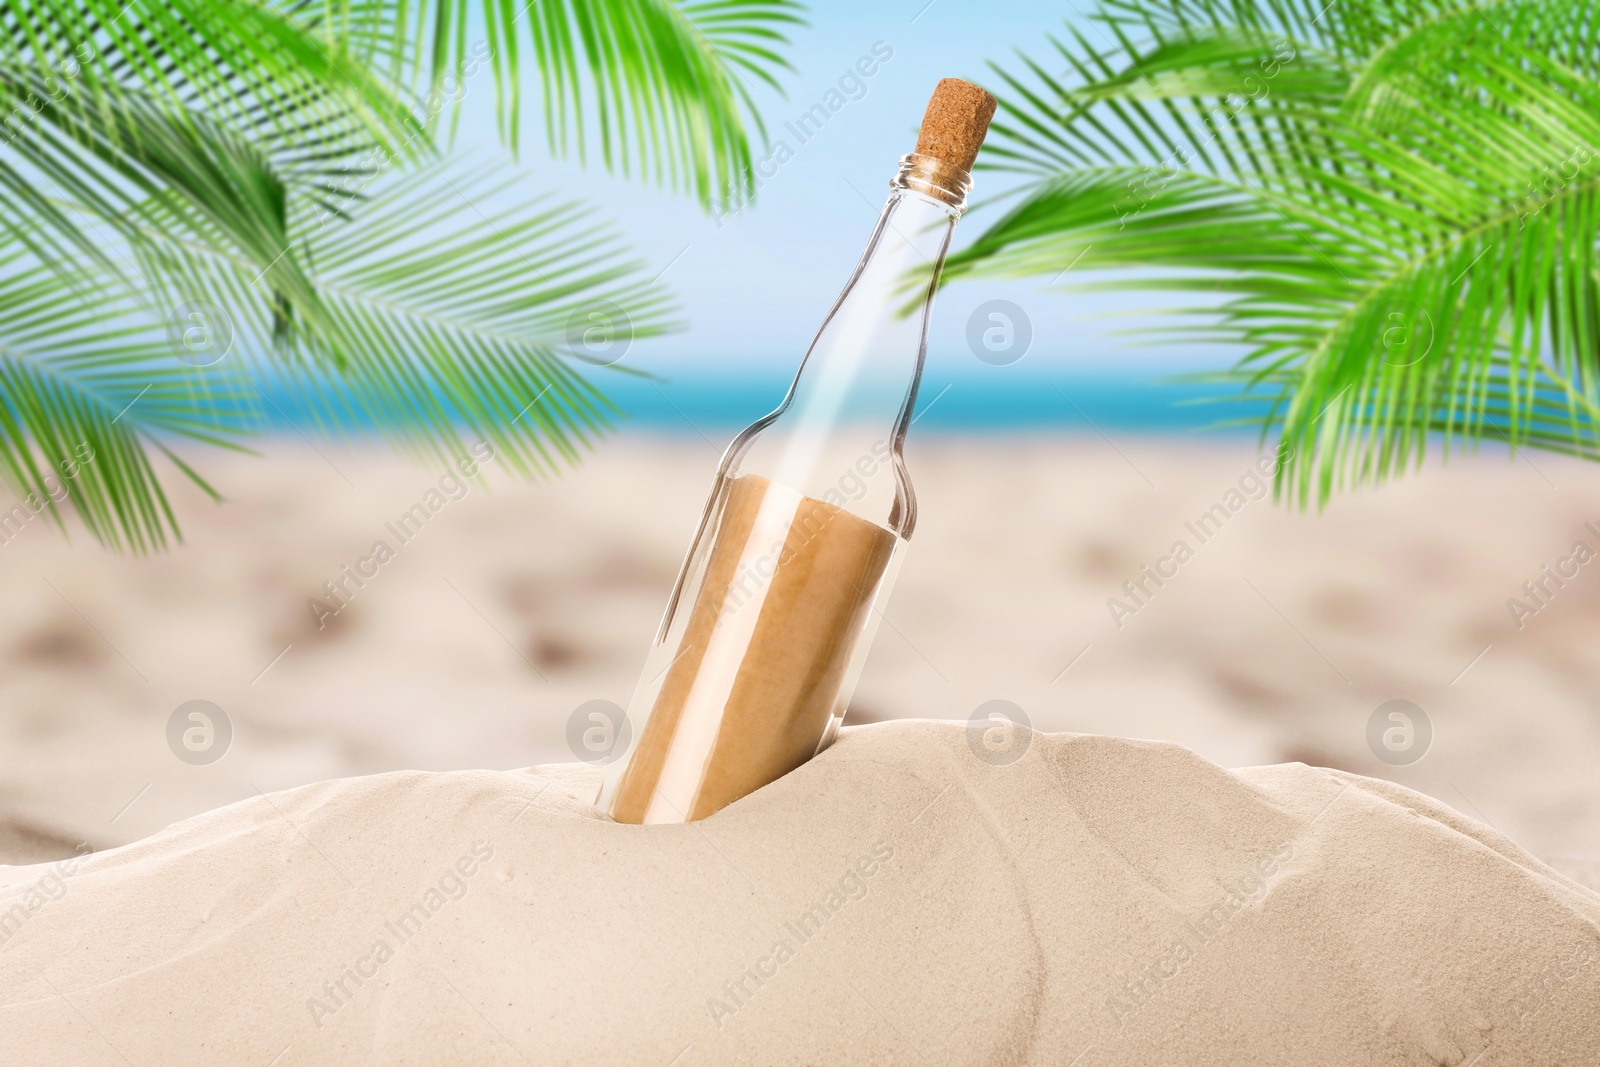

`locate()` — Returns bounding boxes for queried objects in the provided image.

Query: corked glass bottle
[600,79,997,824]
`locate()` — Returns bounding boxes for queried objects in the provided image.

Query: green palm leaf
[291,162,681,476]
[2,73,333,333]
[0,0,803,551]
[1,0,421,150]
[951,0,1600,505]
[348,0,806,206]
[118,159,681,471]
[0,245,252,551]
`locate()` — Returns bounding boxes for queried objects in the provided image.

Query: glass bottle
[600,80,996,824]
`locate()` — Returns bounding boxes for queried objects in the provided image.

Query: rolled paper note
[606,475,897,823]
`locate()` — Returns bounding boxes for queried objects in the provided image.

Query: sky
[437,0,1250,430]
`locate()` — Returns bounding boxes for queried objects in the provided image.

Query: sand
[2,720,1596,1065]
[3,435,1600,882]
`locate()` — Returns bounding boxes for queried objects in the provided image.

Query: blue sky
[438,0,1249,430]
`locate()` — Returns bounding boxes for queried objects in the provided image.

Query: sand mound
[2,722,1597,1065]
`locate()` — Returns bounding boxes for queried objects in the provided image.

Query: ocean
[249,366,1273,437]
[600,367,1262,434]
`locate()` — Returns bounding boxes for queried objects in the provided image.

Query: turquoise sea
[250,366,1273,437]
[599,368,1262,433]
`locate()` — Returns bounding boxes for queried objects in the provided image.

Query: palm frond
[350,0,805,208]
[1,74,333,329]
[0,246,252,551]
[117,160,681,477]
[294,163,682,475]
[955,0,1600,504]
[0,0,804,551]
[1,0,423,154]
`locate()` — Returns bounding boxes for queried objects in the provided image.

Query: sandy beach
[9,0,1600,1060]
[4,722,1598,1065]
[1,433,1598,888]
[5,432,1600,1063]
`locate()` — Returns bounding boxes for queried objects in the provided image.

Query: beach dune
[3,721,1596,1065]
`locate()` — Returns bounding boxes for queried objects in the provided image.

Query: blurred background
[2,0,1598,893]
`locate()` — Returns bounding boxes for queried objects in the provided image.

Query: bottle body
[600,155,970,823]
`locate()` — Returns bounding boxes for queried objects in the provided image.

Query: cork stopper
[913,78,998,173]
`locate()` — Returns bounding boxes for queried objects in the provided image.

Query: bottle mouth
[891,154,972,212]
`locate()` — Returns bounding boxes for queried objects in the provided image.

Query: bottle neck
[723,155,971,539]
[890,152,973,213]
